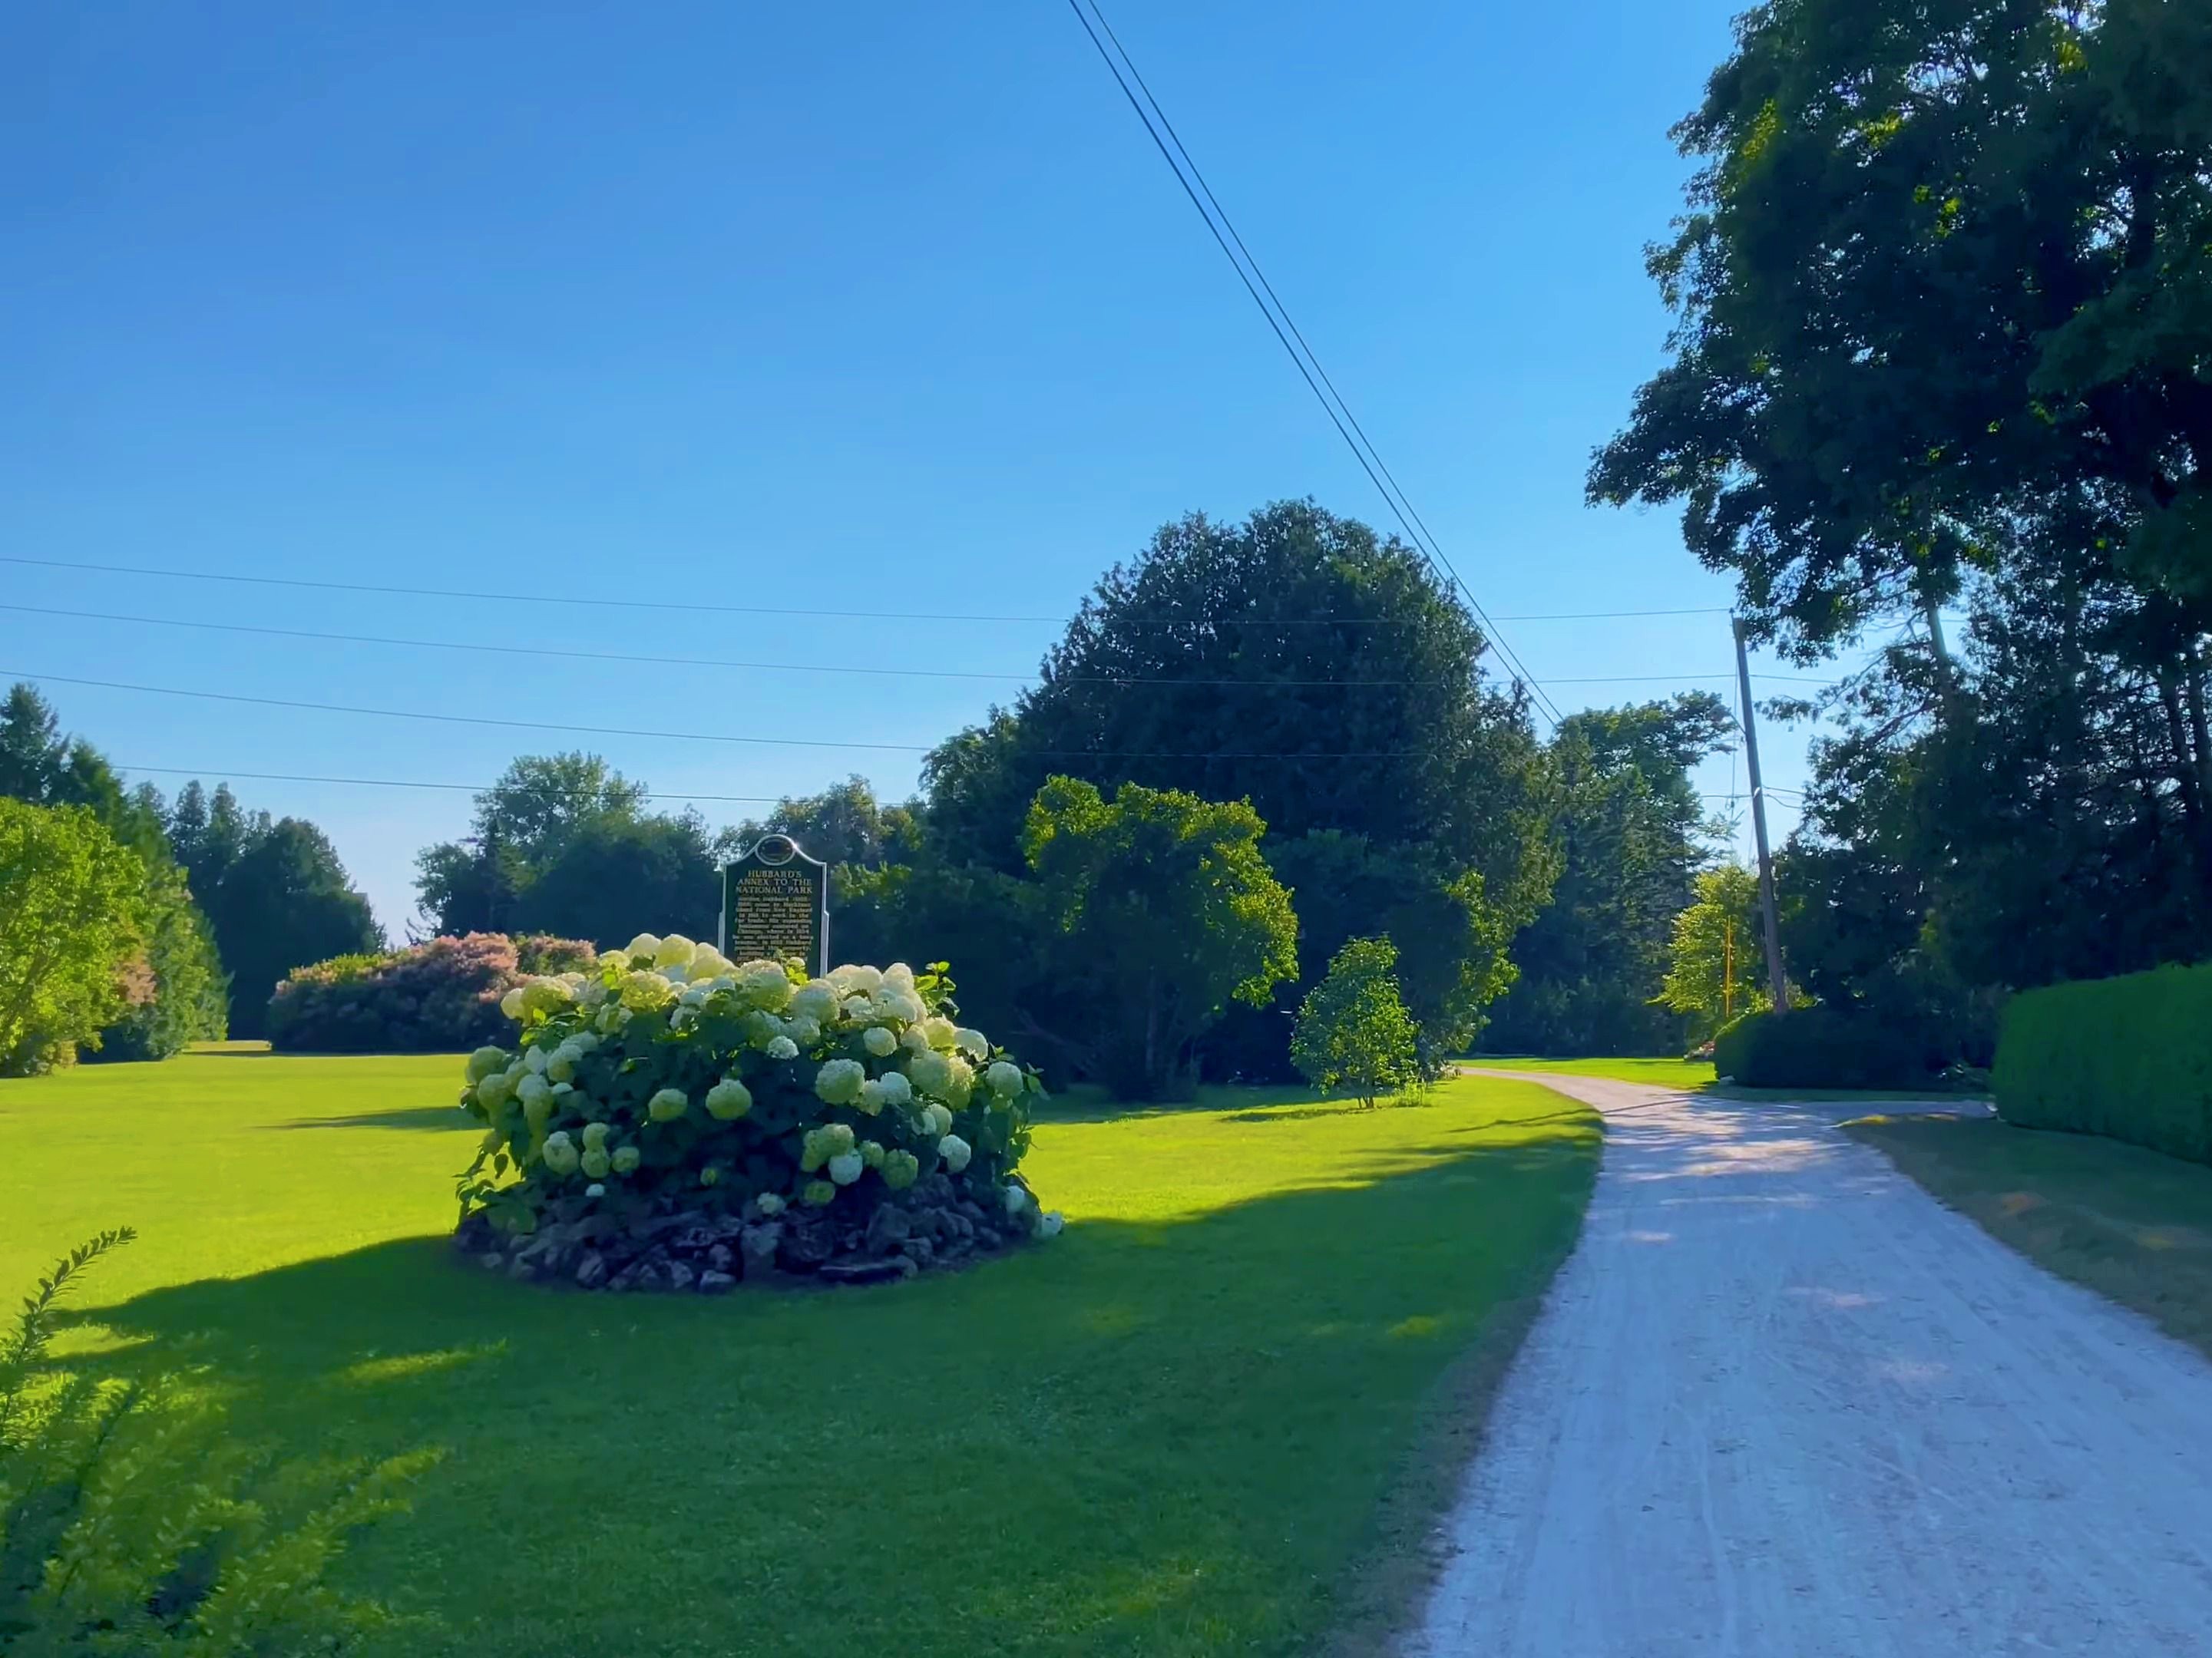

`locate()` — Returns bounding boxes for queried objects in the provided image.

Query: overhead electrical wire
[0,555,1718,631]
[1060,0,1566,723]
[101,758,1768,808]
[0,603,1834,691]
[0,669,1443,760]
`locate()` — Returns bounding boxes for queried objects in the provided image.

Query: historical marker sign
[720,834,829,976]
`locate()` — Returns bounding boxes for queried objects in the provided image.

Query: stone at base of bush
[454,1177,1038,1293]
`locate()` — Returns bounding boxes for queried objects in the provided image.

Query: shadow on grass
[1219,1098,1437,1125]
[61,1124,1600,1658]
[269,1105,476,1132]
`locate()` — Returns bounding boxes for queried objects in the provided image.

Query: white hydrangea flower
[580,1148,610,1179]
[766,1035,799,1061]
[474,1072,514,1113]
[839,995,873,1022]
[524,1045,550,1075]
[500,986,527,1020]
[521,978,574,1016]
[580,1121,610,1150]
[626,933,663,959]
[517,1072,552,1108]
[1039,1211,1064,1239]
[929,1102,954,1138]
[882,962,917,993]
[620,970,673,1011]
[585,1182,606,1198]
[860,1139,886,1170]
[546,1052,575,1083]
[857,1078,886,1115]
[986,1060,1023,1097]
[465,1046,507,1082]
[663,963,692,985]
[908,1049,954,1098]
[873,988,927,1025]
[1004,1184,1030,1217]
[551,1081,574,1098]
[826,1151,864,1186]
[900,1026,931,1055]
[689,943,730,977]
[705,1078,753,1120]
[863,1026,898,1058]
[938,1134,972,1173]
[756,1192,786,1216]
[789,980,839,1024]
[653,935,697,969]
[737,962,794,1012]
[815,1058,867,1107]
[875,1070,913,1108]
[829,963,884,997]
[610,1145,641,1174]
[785,1015,823,1049]
[542,1132,580,1175]
[919,1016,958,1052]
[680,984,711,1008]
[954,1028,989,1061]
[647,1087,689,1122]
[579,978,610,1007]
[942,1055,975,1108]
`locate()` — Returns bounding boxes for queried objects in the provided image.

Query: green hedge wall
[1993,963,2212,1165]
[1713,1006,1943,1091]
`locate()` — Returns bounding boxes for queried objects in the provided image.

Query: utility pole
[1732,617,1790,1012]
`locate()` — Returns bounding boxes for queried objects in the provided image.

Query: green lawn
[1845,1115,2212,1360]
[1463,1055,1718,1090]
[1463,1053,1989,1105]
[2,1055,1599,1658]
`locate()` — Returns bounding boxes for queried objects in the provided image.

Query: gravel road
[1408,1075,2212,1657]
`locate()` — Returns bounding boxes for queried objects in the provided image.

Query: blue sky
[3,0,1850,934]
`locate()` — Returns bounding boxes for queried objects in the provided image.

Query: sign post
[719,834,830,978]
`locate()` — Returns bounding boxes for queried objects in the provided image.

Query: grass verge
[1844,1114,2212,1359]
[2,1055,1599,1658]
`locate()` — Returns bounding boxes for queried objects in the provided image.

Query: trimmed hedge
[269,933,594,1054]
[1713,1006,1943,1091]
[1993,963,2212,1165]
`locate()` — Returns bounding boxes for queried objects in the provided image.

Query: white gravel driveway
[1408,1074,2212,1657]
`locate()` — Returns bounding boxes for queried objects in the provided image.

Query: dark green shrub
[1993,964,2212,1165]
[1713,1006,1943,1090]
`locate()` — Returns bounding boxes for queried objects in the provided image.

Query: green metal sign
[719,834,828,976]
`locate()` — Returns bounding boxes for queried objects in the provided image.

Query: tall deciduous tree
[1656,864,1772,1042]
[1021,777,1298,1100]
[1487,694,1735,1055]
[1592,0,2212,660]
[0,801,146,1075]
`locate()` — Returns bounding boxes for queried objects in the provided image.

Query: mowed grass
[1846,1115,2212,1359]
[1464,1055,1718,1090]
[1464,1053,1989,1105]
[0,1055,1599,1658]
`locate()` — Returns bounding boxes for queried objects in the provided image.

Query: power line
[111,765,784,806]
[1061,0,1566,724]
[0,603,1831,691]
[0,604,1454,689]
[0,554,1716,631]
[1,669,1443,760]
[105,758,1771,810]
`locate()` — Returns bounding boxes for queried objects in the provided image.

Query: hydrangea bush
[269,932,596,1054]
[454,933,1060,1289]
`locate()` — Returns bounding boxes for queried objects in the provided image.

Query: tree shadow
[269,1105,476,1133]
[51,1123,1601,1658]
[1219,1097,1437,1125]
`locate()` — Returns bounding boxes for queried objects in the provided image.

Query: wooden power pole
[1733,617,1790,1011]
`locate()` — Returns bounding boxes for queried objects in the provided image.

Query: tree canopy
[0,800,147,1075]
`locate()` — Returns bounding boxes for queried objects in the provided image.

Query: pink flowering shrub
[269,932,596,1053]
